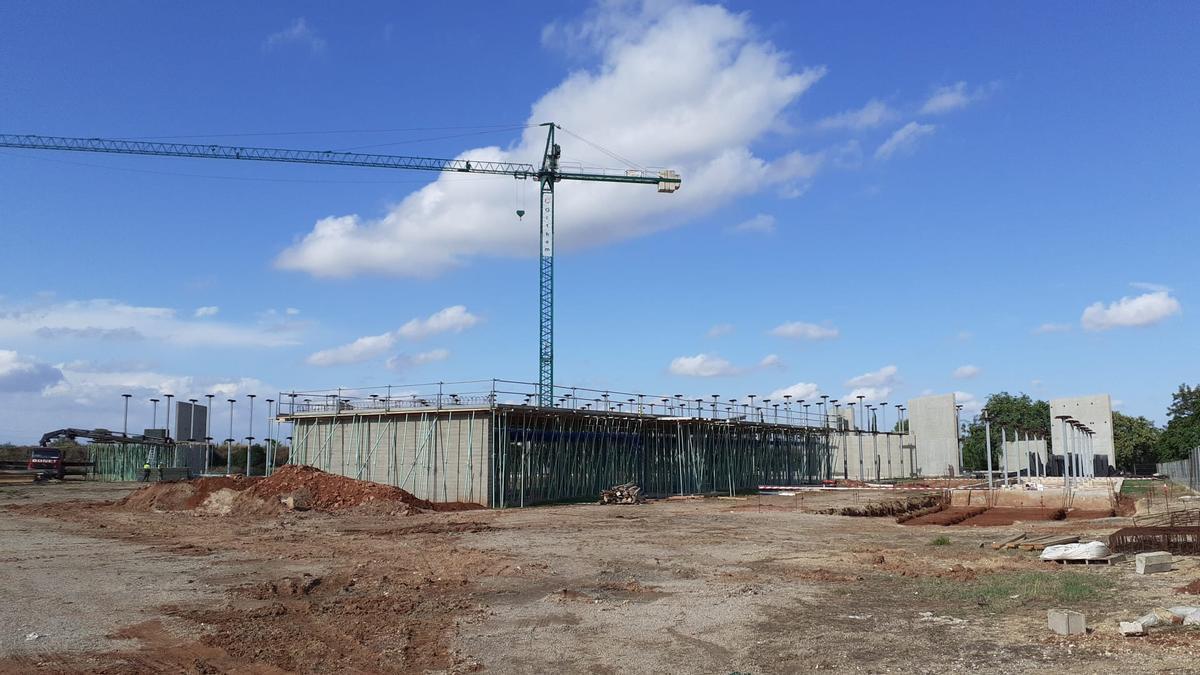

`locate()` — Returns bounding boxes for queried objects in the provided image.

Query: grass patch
[916,571,1113,613]
[929,535,952,546]
[1121,479,1156,497]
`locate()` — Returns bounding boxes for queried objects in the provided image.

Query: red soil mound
[241,464,439,511]
[1177,579,1200,595]
[117,465,483,514]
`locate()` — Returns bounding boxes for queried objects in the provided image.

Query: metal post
[247,394,256,476]
[205,394,214,474]
[266,398,275,475]
[227,398,236,475]
[150,398,159,431]
[164,394,174,441]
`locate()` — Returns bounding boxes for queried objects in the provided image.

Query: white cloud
[0,298,299,348]
[306,305,478,367]
[875,121,936,160]
[845,387,891,404]
[706,323,734,338]
[194,306,219,318]
[43,363,272,404]
[759,354,783,369]
[847,365,898,388]
[767,381,820,401]
[264,17,326,54]
[285,307,301,316]
[397,305,480,339]
[0,350,63,393]
[276,3,827,278]
[306,332,395,367]
[1033,322,1072,334]
[1130,281,1170,293]
[730,213,775,234]
[816,99,894,131]
[844,365,899,402]
[954,391,981,415]
[770,321,839,340]
[385,348,450,371]
[1081,290,1181,331]
[919,81,995,115]
[953,364,981,379]
[669,353,739,377]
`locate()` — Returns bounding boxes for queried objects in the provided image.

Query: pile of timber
[989,533,1081,551]
[600,482,646,505]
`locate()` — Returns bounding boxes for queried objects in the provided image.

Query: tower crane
[1,125,682,406]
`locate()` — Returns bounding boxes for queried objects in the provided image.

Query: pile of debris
[600,482,645,505]
[1120,606,1200,636]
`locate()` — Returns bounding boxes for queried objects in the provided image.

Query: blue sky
[0,1,1196,442]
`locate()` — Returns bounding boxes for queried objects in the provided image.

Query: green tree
[1111,411,1161,470]
[961,392,1051,470]
[1158,383,1200,461]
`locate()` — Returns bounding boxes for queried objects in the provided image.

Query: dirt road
[1,482,1198,673]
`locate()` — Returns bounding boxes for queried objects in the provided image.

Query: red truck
[28,448,65,480]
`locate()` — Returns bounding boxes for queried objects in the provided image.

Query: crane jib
[0,127,681,410]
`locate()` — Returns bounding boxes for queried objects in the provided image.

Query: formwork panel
[288,410,491,506]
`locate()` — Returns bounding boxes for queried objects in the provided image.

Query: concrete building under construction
[278,380,879,507]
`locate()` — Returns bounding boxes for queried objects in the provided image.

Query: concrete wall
[907,393,960,476]
[1049,394,1114,467]
[290,409,491,506]
[1001,437,1048,476]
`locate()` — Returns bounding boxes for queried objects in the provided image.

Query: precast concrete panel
[1050,394,1114,469]
[287,410,491,506]
[1002,437,1048,476]
[907,394,960,477]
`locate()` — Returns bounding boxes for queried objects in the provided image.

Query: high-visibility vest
[143,463,151,470]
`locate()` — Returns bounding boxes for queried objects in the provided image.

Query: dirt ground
[2,482,1200,673]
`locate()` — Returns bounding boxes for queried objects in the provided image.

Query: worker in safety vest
[141,461,151,482]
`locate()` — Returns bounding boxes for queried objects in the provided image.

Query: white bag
[1040,541,1111,561]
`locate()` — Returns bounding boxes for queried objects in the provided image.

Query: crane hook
[516,209,525,220]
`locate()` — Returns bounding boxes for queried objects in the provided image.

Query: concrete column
[1002,427,1009,486]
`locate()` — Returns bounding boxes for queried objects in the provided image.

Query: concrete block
[1119,621,1146,636]
[1048,609,1086,635]
[1135,551,1173,574]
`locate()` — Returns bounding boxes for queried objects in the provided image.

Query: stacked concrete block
[1135,551,1173,574]
[1047,609,1086,635]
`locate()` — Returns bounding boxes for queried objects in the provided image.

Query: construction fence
[1158,447,1200,492]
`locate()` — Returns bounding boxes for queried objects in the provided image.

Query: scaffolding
[278,380,911,507]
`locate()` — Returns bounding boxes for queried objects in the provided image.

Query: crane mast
[0,125,681,407]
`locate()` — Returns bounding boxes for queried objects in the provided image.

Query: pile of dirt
[116,481,203,512]
[820,493,944,517]
[116,465,483,515]
[239,464,480,512]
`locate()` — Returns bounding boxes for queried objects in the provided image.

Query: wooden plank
[990,533,1027,550]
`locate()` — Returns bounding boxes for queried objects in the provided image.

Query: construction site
[4,5,1199,671]
[4,378,1200,672]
